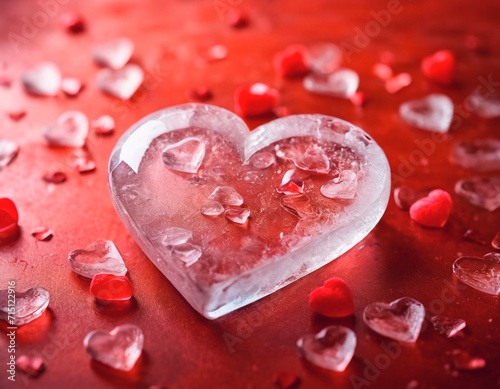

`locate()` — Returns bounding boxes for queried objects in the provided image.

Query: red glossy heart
[0,198,19,241]
[309,277,354,317]
[409,189,452,228]
[234,83,279,117]
[421,50,455,85]
[90,274,134,301]
[273,44,310,78]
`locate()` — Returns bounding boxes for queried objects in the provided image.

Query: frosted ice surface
[399,94,453,133]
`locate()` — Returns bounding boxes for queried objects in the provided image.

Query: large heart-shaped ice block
[108,104,390,319]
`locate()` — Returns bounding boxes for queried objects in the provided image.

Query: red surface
[1,0,500,388]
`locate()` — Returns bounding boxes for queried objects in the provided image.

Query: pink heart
[108,104,390,318]
[97,64,144,100]
[84,324,143,371]
[303,69,359,98]
[21,62,61,96]
[43,111,89,147]
[0,287,50,326]
[91,38,134,69]
[68,240,127,278]
[297,325,356,371]
[363,297,425,343]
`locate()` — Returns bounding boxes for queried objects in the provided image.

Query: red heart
[409,189,452,228]
[421,50,455,85]
[234,83,279,117]
[0,198,19,241]
[90,274,134,301]
[309,277,355,317]
[273,44,310,78]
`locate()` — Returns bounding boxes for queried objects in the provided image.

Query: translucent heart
[430,315,466,338]
[162,227,192,246]
[0,139,19,169]
[455,176,500,211]
[320,170,357,199]
[449,139,500,172]
[293,145,330,174]
[307,43,343,74]
[453,253,500,295]
[162,137,206,173]
[43,111,89,147]
[84,324,143,371]
[303,69,359,98]
[68,240,127,278]
[468,93,500,118]
[91,37,134,70]
[399,94,453,133]
[93,115,115,136]
[296,325,356,372]
[21,62,61,96]
[97,64,144,100]
[363,297,425,343]
[108,104,390,318]
[0,287,50,326]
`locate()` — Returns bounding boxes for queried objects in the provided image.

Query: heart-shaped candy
[16,355,45,377]
[0,140,19,169]
[97,64,144,100]
[309,278,354,318]
[452,350,486,370]
[400,94,454,133]
[108,104,390,318]
[409,189,452,228]
[363,297,425,343]
[421,50,455,85]
[90,274,134,301]
[234,83,279,117]
[453,253,500,295]
[84,324,144,371]
[43,111,89,147]
[297,325,356,371]
[68,240,128,278]
[273,44,310,78]
[455,177,500,212]
[21,62,62,96]
[0,287,50,326]
[0,198,19,242]
[91,38,134,69]
[303,69,359,98]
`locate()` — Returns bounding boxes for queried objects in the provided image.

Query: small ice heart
[208,186,244,206]
[84,324,144,371]
[280,194,314,218]
[303,69,359,98]
[450,139,500,172]
[162,227,193,246]
[430,315,466,338]
[321,170,357,199]
[363,297,425,343]
[43,111,89,147]
[0,139,19,169]
[68,240,127,278]
[297,325,356,372]
[455,176,500,212]
[91,38,134,69]
[97,64,144,100]
[399,94,454,133]
[293,145,330,174]
[162,137,206,173]
[21,62,61,96]
[0,287,50,326]
[171,243,202,266]
[453,253,500,295]
[307,42,342,74]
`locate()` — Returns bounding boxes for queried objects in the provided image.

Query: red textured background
[1,0,499,388]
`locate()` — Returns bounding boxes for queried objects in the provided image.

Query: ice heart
[108,104,390,318]
[421,50,455,85]
[84,324,144,371]
[97,64,144,100]
[303,69,359,98]
[307,42,342,74]
[0,287,50,326]
[393,186,431,211]
[450,139,500,172]
[453,253,500,295]
[21,62,61,96]
[468,93,500,119]
[455,176,500,211]
[409,189,452,228]
[309,278,354,318]
[0,139,19,169]
[162,137,206,173]
[430,315,466,338]
[363,297,425,343]
[399,94,454,133]
[91,37,134,69]
[68,240,128,278]
[296,325,356,371]
[43,111,89,147]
